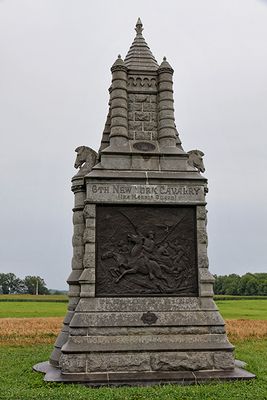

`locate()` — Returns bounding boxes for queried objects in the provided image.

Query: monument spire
[135,17,143,34]
[124,18,159,70]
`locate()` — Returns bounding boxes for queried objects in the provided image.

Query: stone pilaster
[196,205,214,297]
[79,204,96,297]
[109,56,128,147]
[158,58,178,147]
[49,177,85,367]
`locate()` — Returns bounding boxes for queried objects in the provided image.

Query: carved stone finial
[159,57,173,73]
[124,18,158,70]
[135,17,143,34]
[187,150,205,173]
[74,146,97,177]
[111,54,126,72]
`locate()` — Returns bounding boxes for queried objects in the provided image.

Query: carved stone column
[158,58,178,147]
[109,56,128,147]
[196,203,215,297]
[79,204,96,297]
[49,177,85,367]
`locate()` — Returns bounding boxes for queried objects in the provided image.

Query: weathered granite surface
[34,18,255,385]
[33,361,255,386]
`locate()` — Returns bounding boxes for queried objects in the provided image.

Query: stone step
[59,350,235,374]
[43,365,255,385]
[76,297,217,313]
[70,310,224,328]
[68,325,225,337]
[62,333,233,353]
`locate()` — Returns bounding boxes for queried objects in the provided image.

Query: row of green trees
[1,271,266,296]
[214,273,267,296]
[0,273,49,295]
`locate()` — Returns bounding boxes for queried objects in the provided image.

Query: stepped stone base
[33,362,255,386]
[34,297,254,385]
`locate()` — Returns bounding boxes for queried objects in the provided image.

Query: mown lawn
[0,340,266,400]
[216,300,267,320]
[0,294,67,301]
[0,301,67,318]
[1,298,267,320]
[1,298,267,399]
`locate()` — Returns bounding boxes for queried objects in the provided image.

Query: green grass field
[1,297,267,399]
[0,340,266,400]
[1,297,267,319]
[0,301,67,318]
[0,294,68,301]
[216,299,267,320]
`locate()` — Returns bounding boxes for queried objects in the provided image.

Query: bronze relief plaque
[96,205,198,297]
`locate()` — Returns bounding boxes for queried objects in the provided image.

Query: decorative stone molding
[127,76,157,91]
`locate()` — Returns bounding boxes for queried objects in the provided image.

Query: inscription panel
[87,184,204,204]
[96,205,198,297]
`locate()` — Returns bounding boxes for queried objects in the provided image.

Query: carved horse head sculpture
[74,146,98,177]
[187,150,205,173]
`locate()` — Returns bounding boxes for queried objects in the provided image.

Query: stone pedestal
[54,175,238,382]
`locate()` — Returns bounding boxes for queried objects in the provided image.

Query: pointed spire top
[124,18,159,71]
[159,56,173,73]
[111,54,126,72]
[135,17,143,34]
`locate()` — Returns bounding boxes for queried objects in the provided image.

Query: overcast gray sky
[0,0,267,290]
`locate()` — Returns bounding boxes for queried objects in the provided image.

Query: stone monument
[34,19,255,385]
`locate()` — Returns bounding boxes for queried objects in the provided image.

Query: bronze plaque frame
[96,205,198,297]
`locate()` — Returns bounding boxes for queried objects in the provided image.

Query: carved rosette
[141,311,158,325]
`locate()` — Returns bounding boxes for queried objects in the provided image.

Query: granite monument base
[33,297,255,386]
[33,363,255,387]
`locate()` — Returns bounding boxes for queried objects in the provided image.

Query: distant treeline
[214,273,267,296]
[0,273,49,295]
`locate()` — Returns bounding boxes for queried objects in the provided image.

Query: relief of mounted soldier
[99,207,197,296]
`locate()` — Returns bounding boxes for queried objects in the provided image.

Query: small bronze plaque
[96,205,198,297]
[133,141,156,152]
[141,311,158,325]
